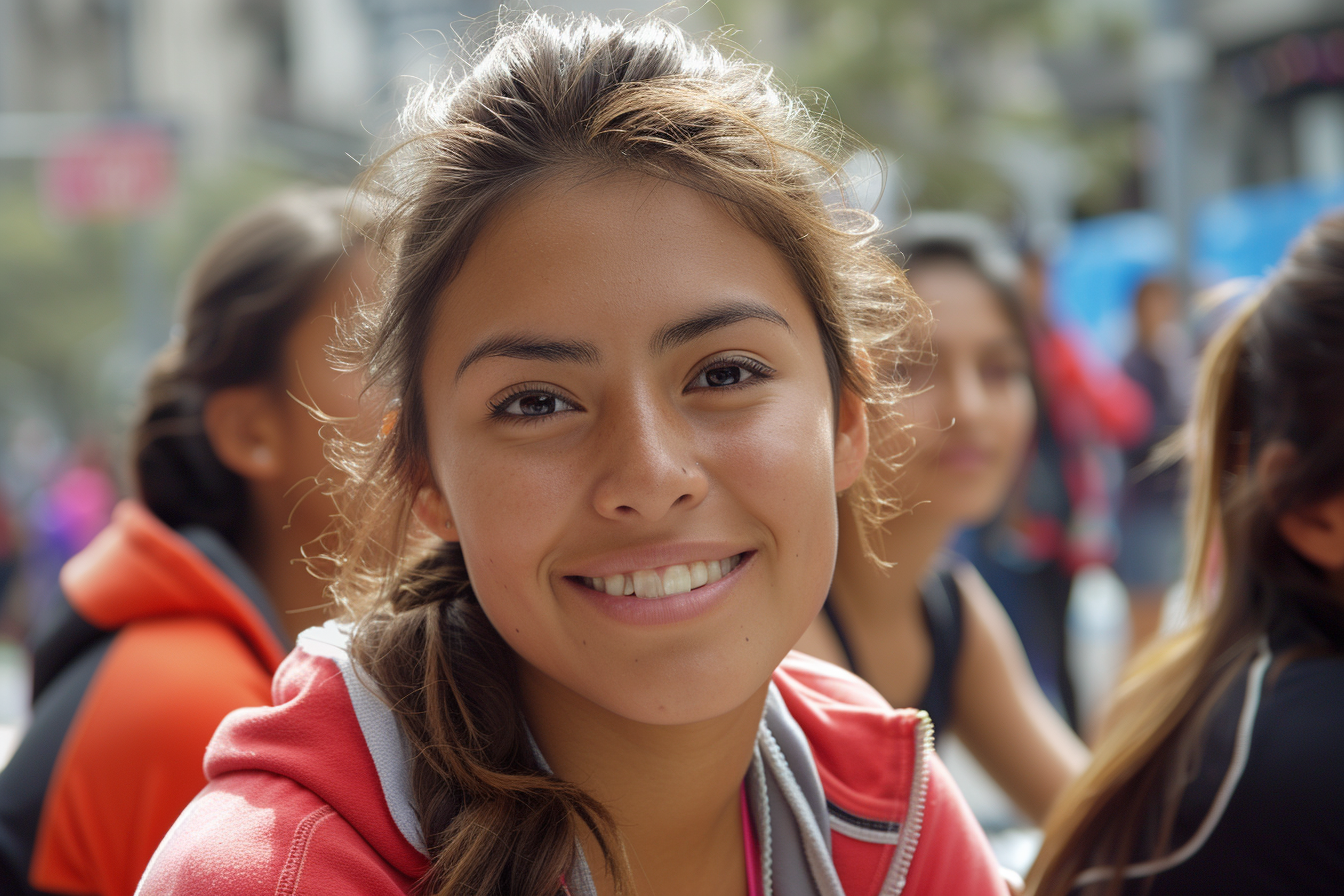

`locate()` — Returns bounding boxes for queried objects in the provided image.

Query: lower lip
[938,447,991,471]
[564,552,754,626]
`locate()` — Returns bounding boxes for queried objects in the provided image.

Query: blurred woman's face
[887,261,1035,527]
[272,251,374,540]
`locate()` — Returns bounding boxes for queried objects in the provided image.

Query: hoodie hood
[33,500,289,699]
[203,622,431,879]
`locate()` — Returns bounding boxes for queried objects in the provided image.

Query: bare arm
[949,563,1090,825]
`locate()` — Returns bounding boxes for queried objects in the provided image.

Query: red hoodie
[0,501,290,896]
[137,621,1007,896]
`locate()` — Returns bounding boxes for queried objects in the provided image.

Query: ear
[412,484,459,543]
[203,386,285,481]
[1259,440,1344,571]
[833,384,869,494]
[1278,496,1344,571]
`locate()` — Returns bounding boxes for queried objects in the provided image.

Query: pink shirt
[742,784,763,896]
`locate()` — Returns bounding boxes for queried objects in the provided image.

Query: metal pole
[1143,0,1206,307]
[109,0,166,362]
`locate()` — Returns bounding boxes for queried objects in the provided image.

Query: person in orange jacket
[0,187,373,896]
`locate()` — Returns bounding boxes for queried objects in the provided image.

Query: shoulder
[774,651,925,783]
[51,615,271,808]
[1239,652,1344,804]
[773,654,1008,896]
[34,617,275,893]
[137,771,416,896]
[84,616,273,753]
[775,651,923,812]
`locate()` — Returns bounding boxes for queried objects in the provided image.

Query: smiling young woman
[137,14,1008,896]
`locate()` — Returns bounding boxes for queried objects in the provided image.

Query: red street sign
[41,123,173,221]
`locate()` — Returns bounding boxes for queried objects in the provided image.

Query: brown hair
[331,11,923,896]
[1027,211,1344,896]
[132,187,369,548]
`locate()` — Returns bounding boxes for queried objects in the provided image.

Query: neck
[239,492,334,643]
[521,666,763,896]
[830,497,955,620]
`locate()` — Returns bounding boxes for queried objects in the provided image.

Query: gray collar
[532,684,845,896]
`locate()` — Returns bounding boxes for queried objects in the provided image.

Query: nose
[941,359,988,430]
[591,394,708,522]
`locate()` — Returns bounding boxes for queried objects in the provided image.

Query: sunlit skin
[412,173,867,896]
[211,252,375,641]
[796,260,1089,824]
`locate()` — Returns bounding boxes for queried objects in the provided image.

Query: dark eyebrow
[650,301,793,355]
[455,334,601,382]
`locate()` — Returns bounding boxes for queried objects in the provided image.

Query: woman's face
[273,252,374,540]
[415,173,866,726]
[887,261,1035,527]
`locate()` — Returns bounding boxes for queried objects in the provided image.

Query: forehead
[909,262,1020,349]
[425,173,811,360]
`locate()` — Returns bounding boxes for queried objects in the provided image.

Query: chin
[572,643,782,727]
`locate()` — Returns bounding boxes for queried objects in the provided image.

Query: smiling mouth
[576,553,746,599]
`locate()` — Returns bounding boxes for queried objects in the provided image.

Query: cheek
[994,382,1036,463]
[439,439,579,573]
[718,399,841,598]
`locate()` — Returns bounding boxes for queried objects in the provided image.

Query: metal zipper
[882,710,934,896]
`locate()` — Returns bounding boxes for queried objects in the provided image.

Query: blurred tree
[716,0,1143,229]
[0,158,324,444]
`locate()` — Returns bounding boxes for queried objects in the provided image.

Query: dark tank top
[821,566,964,738]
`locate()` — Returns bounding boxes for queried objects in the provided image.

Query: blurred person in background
[0,187,372,896]
[1115,277,1191,652]
[1028,211,1344,896]
[958,251,1151,730]
[796,215,1089,825]
[21,434,119,626]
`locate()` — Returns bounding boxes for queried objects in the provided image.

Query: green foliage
[0,158,332,434]
[716,0,1136,222]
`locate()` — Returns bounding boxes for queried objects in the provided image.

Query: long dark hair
[331,12,925,896]
[1027,210,1344,896]
[132,187,369,548]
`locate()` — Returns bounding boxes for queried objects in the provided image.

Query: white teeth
[662,564,693,596]
[583,554,742,598]
[632,569,664,599]
[705,559,723,584]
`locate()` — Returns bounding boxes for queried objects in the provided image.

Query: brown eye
[518,394,557,415]
[490,387,579,420]
[705,366,743,386]
[689,355,774,390]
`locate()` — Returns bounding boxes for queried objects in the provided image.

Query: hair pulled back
[336,12,923,896]
[1028,211,1344,896]
[132,187,369,548]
